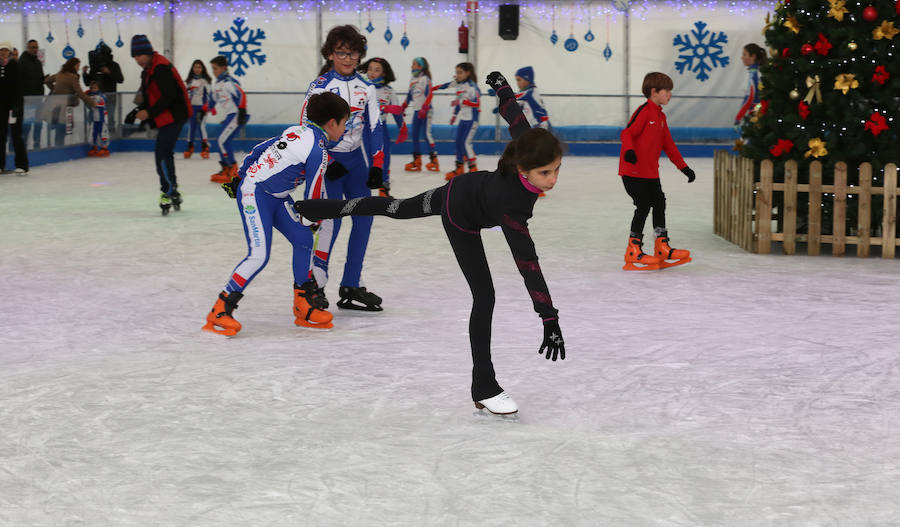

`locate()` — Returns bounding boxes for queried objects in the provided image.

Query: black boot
[337,286,383,312]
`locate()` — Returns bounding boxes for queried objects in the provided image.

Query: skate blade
[474,402,519,415]
[659,257,692,269]
[295,319,334,330]
[473,408,520,421]
[336,299,383,312]
[202,322,238,336]
[622,262,661,271]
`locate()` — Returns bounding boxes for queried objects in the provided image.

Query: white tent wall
[7,1,775,129]
[173,9,319,125]
[477,4,629,127]
[629,4,773,127]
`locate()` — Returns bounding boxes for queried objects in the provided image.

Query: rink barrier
[714,151,899,258]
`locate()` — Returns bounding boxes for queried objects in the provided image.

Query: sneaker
[14,168,28,175]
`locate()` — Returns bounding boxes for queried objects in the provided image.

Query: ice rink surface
[2,152,899,526]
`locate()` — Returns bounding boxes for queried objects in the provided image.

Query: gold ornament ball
[770,47,779,57]
[848,41,858,51]
[789,89,800,100]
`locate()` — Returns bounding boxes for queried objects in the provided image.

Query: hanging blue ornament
[46,31,54,43]
[564,35,578,52]
[603,43,613,61]
[115,36,124,48]
[550,30,558,45]
[62,44,75,59]
[385,27,393,43]
[584,29,595,42]
[400,32,410,50]
[366,21,374,33]
[77,22,84,38]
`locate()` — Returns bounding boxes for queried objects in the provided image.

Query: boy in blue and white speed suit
[514,66,551,129]
[207,56,248,181]
[202,92,351,336]
[86,81,109,156]
[300,27,386,311]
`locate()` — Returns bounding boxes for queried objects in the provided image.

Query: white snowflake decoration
[673,21,729,82]
[212,18,267,77]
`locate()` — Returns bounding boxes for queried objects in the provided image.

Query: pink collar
[518,173,542,194]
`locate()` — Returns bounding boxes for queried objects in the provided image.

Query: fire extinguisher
[458,21,469,54]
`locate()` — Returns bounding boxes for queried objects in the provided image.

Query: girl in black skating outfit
[294,72,565,415]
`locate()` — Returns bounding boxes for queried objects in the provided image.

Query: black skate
[171,190,183,211]
[337,286,383,311]
[159,193,172,216]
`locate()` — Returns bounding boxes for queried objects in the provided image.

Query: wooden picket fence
[714,151,899,257]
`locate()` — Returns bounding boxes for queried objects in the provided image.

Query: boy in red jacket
[619,72,696,270]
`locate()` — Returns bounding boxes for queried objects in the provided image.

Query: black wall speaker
[498,4,519,41]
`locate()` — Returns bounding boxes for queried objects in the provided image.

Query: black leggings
[296,187,504,401]
[622,176,666,235]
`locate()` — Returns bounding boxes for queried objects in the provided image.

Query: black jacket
[0,59,24,112]
[82,60,124,93]
[17,53,45,96]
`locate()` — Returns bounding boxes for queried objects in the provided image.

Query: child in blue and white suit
[86,80,109,156]
[435,62,480,179]
[514,66,551,129]
[207,55,248,182]
[202,92,351,336]
[184,59,212,158]
[360,57,407,197]
[402,57,439,173]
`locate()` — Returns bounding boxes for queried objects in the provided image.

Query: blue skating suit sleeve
[238,125,328,199]
[516,86,550,128]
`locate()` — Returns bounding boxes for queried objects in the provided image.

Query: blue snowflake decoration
[77,22,84,38]
[673,20,729,82]
[564,36,578,52]
[62,44,75,60]
[366,21,374,33]
[400,32,410,50]
[46,31,54,43]
[115,36,124,48]
[384,27,393,43]
[550,30,558,45]
[584,29,595,42]
[603,43,613,61]
[212,18,267,77]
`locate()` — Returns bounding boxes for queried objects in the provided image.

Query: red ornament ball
[863,5,878,22]
[801,44,814,55]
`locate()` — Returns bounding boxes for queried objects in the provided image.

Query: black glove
[366,166,384,189]
[681,166,696,183]
[325,161,348,181]
[624,149,637,164]
[222,176,240,199]
[237,107,248,125]
[539,319,565,361]
[124,107,139,125]
[486,71,514,103]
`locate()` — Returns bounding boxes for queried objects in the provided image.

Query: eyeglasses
[333,51,360,60]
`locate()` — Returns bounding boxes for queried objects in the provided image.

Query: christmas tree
[740,0,900,171]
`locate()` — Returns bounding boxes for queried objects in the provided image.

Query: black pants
[297,187,504,401]
[155,120,186,195]
[1,105,28,172]
[622,176,666,235]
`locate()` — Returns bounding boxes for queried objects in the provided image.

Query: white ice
[1,153,899,526]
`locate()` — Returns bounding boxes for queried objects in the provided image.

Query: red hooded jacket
[618,99,687,179]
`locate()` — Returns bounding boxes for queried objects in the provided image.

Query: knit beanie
[515,66,534,85]
[130,34,153,57]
